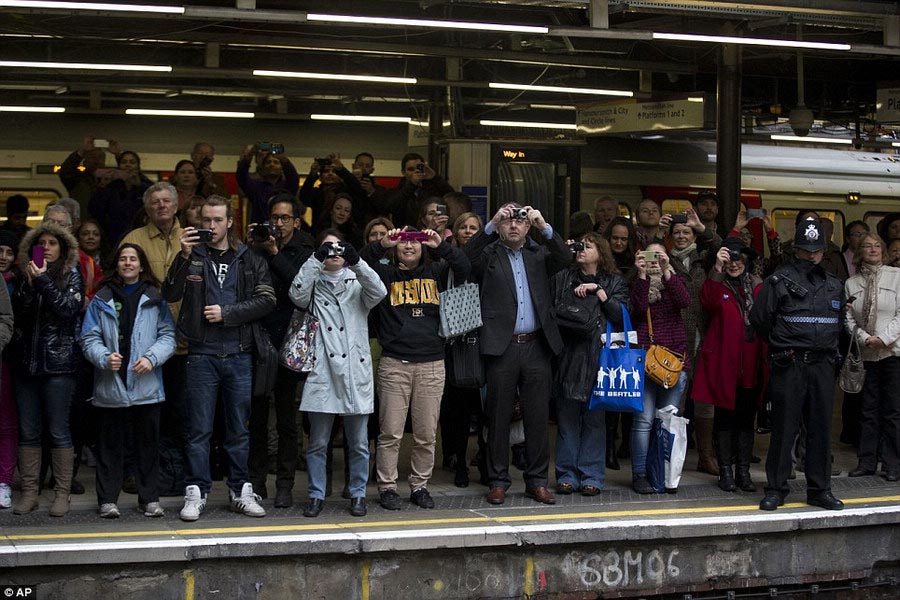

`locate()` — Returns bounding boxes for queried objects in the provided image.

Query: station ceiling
[1,0,898,141]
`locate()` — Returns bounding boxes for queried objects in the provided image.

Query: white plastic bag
[647,405,689,492]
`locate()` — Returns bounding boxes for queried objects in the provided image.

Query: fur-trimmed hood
[17,221,81,274]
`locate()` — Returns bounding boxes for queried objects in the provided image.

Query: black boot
[715,430,736,492]
[605,432,620,471]
[735,430,757,492]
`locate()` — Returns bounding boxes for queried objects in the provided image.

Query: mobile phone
[640,250,658,263]
[258,142,284,155]
[746,208,766,220]
[846,295,857,304]
[315,158,331,168]
[93,138,109,149]
[32,245,45,268]
[436,204,448,217]
[394,231,430,243]
[195,229,213,243]
[669,213,688,224]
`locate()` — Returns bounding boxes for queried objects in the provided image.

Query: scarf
[319,267,346,287]
[859,262,880,336]
[670,244,697,271]
[725,272,756,342]
[647,263,665,304]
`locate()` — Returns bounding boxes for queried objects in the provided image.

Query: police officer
[750,217,845,511]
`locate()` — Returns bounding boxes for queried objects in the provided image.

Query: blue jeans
[555,398,606,490]
[307,412,370,500]
[631,372,687,479]
[184,353,252,495]
[15,374,76,448]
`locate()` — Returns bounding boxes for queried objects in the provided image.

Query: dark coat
[256,229,315,348]
[464,228,570,357]
[370,175,454,229]
[13,223,85,375]
[551,268,628,403]
[163,243,276,353]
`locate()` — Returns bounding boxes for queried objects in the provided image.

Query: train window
[617,203,631,219]
[771,209,845,249]
[0,189,63,227]
[660,199,693,216]
[862,212,899,240]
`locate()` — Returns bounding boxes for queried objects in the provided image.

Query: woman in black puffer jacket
[11,222,84,517]
[551,231,627,497]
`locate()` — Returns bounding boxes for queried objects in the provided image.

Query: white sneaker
[180,485,207,522]
[140,502,165,518]
[230,482,266,517]
[0,483,11,509]
[99,503,120,519]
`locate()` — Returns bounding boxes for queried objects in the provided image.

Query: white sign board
[876,88,900,124]
[578,99,705,135]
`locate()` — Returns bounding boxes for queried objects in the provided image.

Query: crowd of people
[0,136,898,521]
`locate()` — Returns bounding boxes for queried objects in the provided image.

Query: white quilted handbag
[438,271,483,339]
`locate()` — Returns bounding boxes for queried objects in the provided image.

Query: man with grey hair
[53,198,81,230]
[592,196,618,234]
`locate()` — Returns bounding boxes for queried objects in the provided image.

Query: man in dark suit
[464,203,571,505]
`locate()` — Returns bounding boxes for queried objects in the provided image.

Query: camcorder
[393,231,430,243]
[669,213,688,224]
[511,208,529,220]
[257,142,284,155]
[327,242,346,257]
[569,242,585,252]
[251,222,278,242]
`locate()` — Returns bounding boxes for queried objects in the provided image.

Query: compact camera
[251,222,277,242]
[435,204,449,217]
[394,231,430,243]
[569,242,585,252]
[728,249,742,262]
[327,242,345,257]
[512,208,529,220]
[746,208,766,220]
[258,142,284,155]
[315,157,332,169]
[195,229,213,243]
[669,213,688,224]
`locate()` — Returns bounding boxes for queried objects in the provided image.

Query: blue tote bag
[589,305,645,412]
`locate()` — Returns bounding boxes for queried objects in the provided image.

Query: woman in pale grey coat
[289,229,386,517]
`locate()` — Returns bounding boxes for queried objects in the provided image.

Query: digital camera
[669,213,688,224]
[196,229,213,243]
[728,249,742,262]
[251,222,277,242]
[569,242,585,252]
[258,142,284,155]
[327,242,345,257]
[395,231,429,243]
[512,208,529,220]
[316,157,331,169]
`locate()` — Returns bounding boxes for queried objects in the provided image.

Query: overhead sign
[876,87,900,123]
[578,98,705,135]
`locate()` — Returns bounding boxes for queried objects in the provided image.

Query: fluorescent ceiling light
[770,134,852,145]
[0,1,183,13]
[688,96,704,103]
[0,105,65,112]
[310,114,411,123]
[126,109,254,118]
[480,119,577,130]
[653,32,850,51]
[529,103,577,110]
[892,142,900,148]
[253,69,416,85]
[0,60,171,72]
[490,82,632,97]
[306,13,548,34]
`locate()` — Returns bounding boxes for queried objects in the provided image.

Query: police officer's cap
[793,217,826,252]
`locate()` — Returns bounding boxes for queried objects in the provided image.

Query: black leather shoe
[759,491,784,511]
[848,464,875,477]
[274,488,293,508]
[349,497,367,517]
[885,467,900,482]
[807,491,843,510]
[454,467,469,488]
[302,498,324,518]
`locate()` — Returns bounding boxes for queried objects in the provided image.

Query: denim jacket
[80,285,176,408]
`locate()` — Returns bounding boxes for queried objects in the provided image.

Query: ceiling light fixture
[0,60,172,72]
[653,32,850,51]
[489,82,632,97]
[0,105,65,112]
[125,108,254,118]
[480,119,577,130]
[0,1,184,14]
[892,142,900,148]
[306,13,548,34]
[253,69,416,85]
[310,114,412,123]
[770,134,852,144]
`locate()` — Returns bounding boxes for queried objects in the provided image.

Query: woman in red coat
[693,237,766,493]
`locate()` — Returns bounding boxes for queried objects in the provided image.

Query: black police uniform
[750,239,844,506]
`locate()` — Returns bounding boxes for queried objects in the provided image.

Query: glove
[314,242,332,263]
[341,242,360,266]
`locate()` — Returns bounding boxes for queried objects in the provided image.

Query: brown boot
[49,447,74,517]
[13,447,42,515]
[694,417,719,475]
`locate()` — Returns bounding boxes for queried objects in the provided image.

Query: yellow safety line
[361,560,370,600]
[4,494,899,542]
[183,569,194,600]
[523,556,534,597]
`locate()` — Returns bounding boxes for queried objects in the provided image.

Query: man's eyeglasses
[270,215,295,223]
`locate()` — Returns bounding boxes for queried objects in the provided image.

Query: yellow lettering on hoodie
[390,279,440,307]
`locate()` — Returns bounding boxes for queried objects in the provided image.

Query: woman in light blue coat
[289,229,386,518]
[81,243,176,519]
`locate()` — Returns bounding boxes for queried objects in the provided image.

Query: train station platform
[1,437,899,599]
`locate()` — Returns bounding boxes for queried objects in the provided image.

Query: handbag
[439,271,483,339]
[446,331,485,388]
[554,284,601,338]
[839,329,865,394]
[646,406,689,493]
[279,284,320,374]
[644,308,684,390]
[589,305,645,412]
